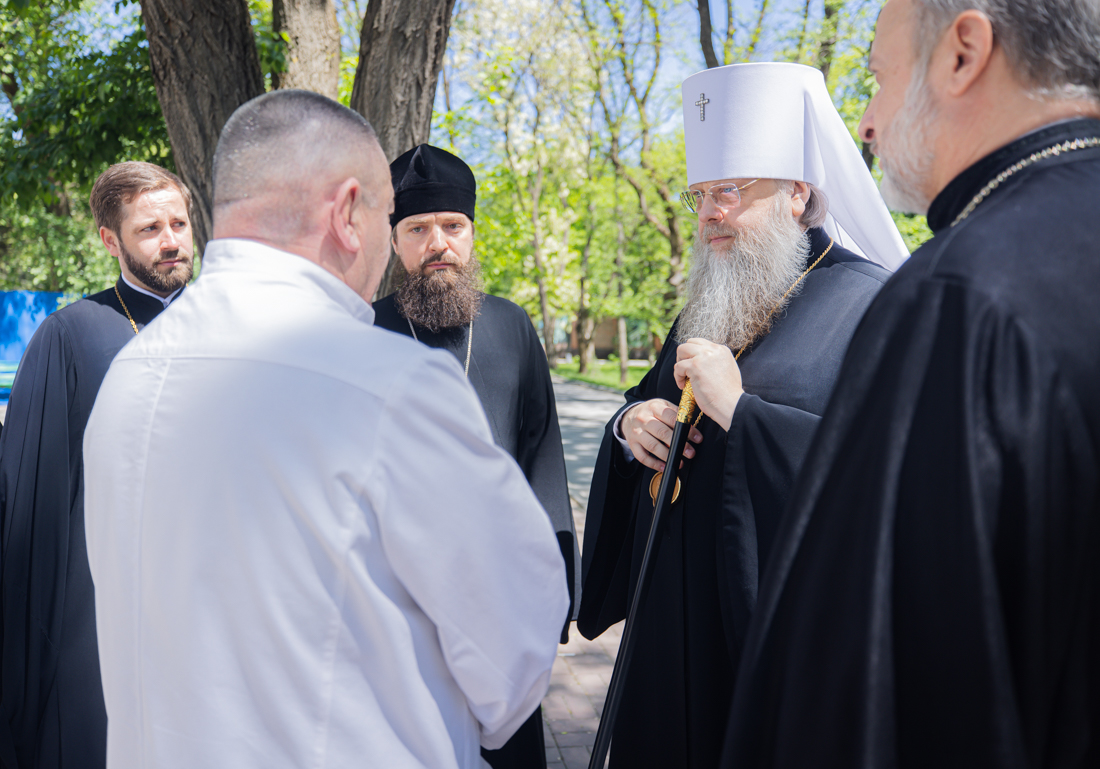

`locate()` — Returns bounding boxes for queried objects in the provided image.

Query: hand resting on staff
[619,399,704,473]
[673,337,744,432]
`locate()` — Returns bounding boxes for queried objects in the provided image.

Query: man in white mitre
[578,63,908,768]
[82,89,569,769]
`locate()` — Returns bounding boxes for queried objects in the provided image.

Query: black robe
[372,292,578,769]
[722,120,1100,769]
[0,279,169,769]
[578,228,889,768]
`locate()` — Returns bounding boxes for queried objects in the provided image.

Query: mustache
[418,253,459,271]
[699,223,738,243]
[154,250,190,266]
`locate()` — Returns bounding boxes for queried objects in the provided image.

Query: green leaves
[1,26,171,208]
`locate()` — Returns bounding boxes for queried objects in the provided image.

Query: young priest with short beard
[0,161,193,769]
[577,62,908,769]
[371,144,578,769]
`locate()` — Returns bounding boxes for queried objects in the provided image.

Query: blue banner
[1,291,66,401]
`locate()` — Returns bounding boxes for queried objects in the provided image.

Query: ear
[789,181,810,221]
[329,177,364,254]
[941,10,995,97]
[100,226,122,258]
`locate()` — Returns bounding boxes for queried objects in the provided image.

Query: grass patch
[553,359,647,391]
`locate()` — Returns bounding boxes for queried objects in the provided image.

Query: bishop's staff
[588,381,698,769]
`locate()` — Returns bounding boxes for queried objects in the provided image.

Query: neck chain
[408,318,473,378]
[114,285,139,336]
[951,137,1100,227]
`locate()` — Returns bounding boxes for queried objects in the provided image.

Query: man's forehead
[123,187,187,219]
[400,212,471,225]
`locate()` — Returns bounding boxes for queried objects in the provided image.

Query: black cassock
[373,292,578,769]
[0,279,169,769]
[723,120,1100,769]
[578,227,889,768]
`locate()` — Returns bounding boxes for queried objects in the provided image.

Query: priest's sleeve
[577,347,664,641]
[723,278,1100,768]
[717,395,820,656]
[0,318,81,767]
[370,352,569,751]
[516,318,578,642]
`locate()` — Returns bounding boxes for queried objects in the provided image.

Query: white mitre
[682,62,909,271]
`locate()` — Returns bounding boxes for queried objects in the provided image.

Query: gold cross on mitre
[695,93,709,121]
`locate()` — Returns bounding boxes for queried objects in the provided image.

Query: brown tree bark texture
[140,0,265,254]
[351,0,456,299]
[349,0,456,162]
[273,0,341,98]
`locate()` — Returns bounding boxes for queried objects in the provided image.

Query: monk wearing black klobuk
[0,163,193,769]
[577,63,909,768]
[724,1,1100,767]
[372,144,578,769]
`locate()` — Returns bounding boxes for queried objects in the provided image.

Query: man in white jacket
[83,89,569,769]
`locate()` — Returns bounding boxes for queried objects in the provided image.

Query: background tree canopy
[0,0,931,374]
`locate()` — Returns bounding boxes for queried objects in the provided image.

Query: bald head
[211,90,395,302]
[213,90,385,227]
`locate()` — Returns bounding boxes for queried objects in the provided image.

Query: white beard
[676,195,811,351]
[877,68,940,215]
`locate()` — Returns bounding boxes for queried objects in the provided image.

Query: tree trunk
[272,0,341,98]
[817,0,843,81]
[617,316,629,386]
[350,0,456,299]
[577,201,596,374]
[529,162,556,367]
[349,0,455,162]
[614,187,628,386]
[140,0,265,254]
[696,0,719,69]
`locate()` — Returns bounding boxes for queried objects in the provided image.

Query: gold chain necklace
[407,318,473,378]
[648,236,835,506]
[114,285,139,336]
[951,137,1100,227]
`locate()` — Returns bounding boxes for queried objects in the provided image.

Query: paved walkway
[544,377,627,768]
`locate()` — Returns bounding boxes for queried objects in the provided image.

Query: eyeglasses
[679,179,761,213]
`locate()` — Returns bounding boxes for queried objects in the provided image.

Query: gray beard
[676,196,811,351]
[878,67,939,215]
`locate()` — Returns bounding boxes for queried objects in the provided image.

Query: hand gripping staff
[588,381,697,769]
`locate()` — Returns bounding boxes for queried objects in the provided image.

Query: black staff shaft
[588,383,696,769]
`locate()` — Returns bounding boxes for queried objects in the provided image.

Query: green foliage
[1,27,172,209]
[0,196,118,293]
[553,359,646,391]
[249,0,288,88]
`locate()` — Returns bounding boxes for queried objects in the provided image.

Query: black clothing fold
[0,279,168,769]
[723,119,1100,769]
[579,228,889,768]
[372,292,577,769]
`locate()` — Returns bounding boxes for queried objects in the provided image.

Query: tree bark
[349,0,455,162]
[349,0,456,299]
[696,0,719,69]
[273,0,341,98]
[817,0,843,81]
[140,0,265,254]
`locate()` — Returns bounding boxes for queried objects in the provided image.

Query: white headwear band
[681,62,909,271]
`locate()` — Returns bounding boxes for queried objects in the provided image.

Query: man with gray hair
[82,90,568,769]
[723,1,1100,766]
[578,63,904,768]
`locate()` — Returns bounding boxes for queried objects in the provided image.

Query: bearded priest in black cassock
[0,162,194,769]
[372,144,578,769]
[578,63,909,769]
[723,3,1100,767]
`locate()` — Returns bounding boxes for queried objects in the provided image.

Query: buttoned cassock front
[83,239,569,769]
